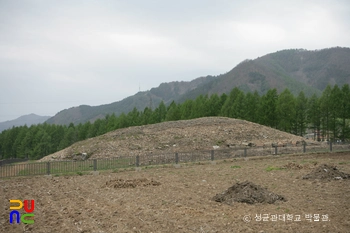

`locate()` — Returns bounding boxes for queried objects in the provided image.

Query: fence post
[46,162,50,175]
[244,148,247,157]
[330,141,332,152]
[211,150,214,161]
[175,153,179,164]
[136,155,140,167]
[93,159,97,171]
[274,146,278,155]
[303,142,306,153]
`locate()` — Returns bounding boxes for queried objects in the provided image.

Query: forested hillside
[45,76,216,125]
[1,84,349,160]
[45,47,350,126]
[179,47,350,101]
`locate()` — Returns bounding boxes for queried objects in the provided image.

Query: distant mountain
[45,76,216,125]
[46,47,350,126]
[179,47,350,101]
[0,114,51,132]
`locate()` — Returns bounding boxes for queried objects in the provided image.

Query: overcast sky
[1,0,350,122]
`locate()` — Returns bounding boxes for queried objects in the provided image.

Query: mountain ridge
[0,113,51,132]
[45,76,216,125]
[46,47,350,126]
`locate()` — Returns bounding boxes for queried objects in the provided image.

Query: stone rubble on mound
[212,181,286,205]
[302,164,350,180]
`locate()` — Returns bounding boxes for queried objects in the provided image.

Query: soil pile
[103,178,161,188]
[41,117,314,161]
[302,164,350,180]
[212,181,286,205]
[281,162,317,170]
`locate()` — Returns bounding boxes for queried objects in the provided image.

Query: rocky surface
[302,164,350,180]
[41,117,315,161]
[212,181,286,205]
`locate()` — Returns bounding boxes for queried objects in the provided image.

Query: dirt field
[1,152,350,233]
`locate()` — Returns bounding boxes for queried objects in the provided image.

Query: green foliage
[295,91,308,136]
[259,89,278,128]
[265,166,285,172]
[307,94,321,140]
[276,88,296,132]
[1,85,350,160]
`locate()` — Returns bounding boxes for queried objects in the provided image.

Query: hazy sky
[1,0,350,122]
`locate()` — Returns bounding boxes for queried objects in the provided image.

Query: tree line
[0,84,349,160]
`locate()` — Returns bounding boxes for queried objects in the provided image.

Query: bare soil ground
[40,117,313,161]
[1,152,350,233]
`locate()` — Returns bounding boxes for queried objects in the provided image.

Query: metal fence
[0,158,29,166]
[1,142,349,178]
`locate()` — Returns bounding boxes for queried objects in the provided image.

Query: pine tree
[307,94,321,141]
[155,101,167,122]
[180,99,194,120]
[276,88,296,132]
[191,95,208,119]
[259,89,278,128]
[207,94,221,116]
[231,91,246,119]
[340,84,350,141]
[320,85,332,141]
[295,91,308,136]
[221,87,243,117]
[329,85,342,140]
[244,91,260,123]
[166,101,181,121]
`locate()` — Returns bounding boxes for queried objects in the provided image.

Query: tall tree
[220,87,243,117]
[319,85,332,141]
[127,107,140,126]
[339,84,350,141]
[329,85,342,140]
[116,113,130,129]
[244,91,260,123]
[307,94,321,141]
[165,101,181,121]
[276,88,296,132]
[180,99,194,120]
[191,95,208,118]
[207,94,222,116]
[295,91,308,136]
[140,107,153,125]
[259,89,278,128]
[154,101,167,123]
[231,91,246,119]
[106,113,118,131]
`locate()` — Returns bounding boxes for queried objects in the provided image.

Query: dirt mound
[212,181,286,205]
[302,164,350,180]
[281,162,317,170]
[103,178,161,188]
[41,117,314,161]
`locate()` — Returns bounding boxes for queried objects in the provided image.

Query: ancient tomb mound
[212,181,286,205]
[302,164,350,180]
[103,178,161,188]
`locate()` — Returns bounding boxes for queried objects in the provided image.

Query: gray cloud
[1,0,350,121]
